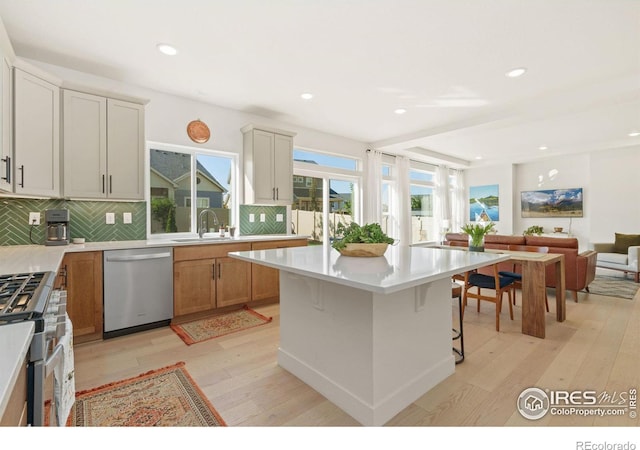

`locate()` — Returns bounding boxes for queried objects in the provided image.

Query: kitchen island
[230,243,509,426]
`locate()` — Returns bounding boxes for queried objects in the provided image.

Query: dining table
[434,245,566,339]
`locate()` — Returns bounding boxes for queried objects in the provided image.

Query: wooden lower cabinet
[173,243,252,318]
[58,251,103,343]
[173,258,216,316]
[250,239,308,301]
[0,356,27,426]
[216,256,252,308]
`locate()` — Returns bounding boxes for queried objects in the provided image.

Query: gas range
[0,270,68,426]
[0,271,56,327]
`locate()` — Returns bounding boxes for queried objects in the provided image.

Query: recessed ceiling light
[157,43,178,56]
[629,131,640,137]
[475,156,483,160]
[300,93,314,100]
[394,108,407,115]
[506,67,527,78]
[539,146,548,150]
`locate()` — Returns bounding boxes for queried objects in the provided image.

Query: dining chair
[499,244,550,312]
[462,264,516,332]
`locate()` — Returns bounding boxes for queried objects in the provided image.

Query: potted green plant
[461,221,495,252]
[332,222,395,257]
[523,225,544,236]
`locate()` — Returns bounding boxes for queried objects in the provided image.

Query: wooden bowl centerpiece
[332,222,395,257]
[338,243,389,257]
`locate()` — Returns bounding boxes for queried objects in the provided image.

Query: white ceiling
[0,0,638,168]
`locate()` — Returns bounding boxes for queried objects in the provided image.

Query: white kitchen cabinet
[13,68,60,197]
[62,91,144,200]
[242,124,295,204]
[106,99,144,200]
[0,57,11,192]
[62,90,106,198]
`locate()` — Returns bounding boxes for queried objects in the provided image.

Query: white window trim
[292,148,363,242]
[146,141,238,240]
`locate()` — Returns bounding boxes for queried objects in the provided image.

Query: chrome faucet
[198,209,219,238]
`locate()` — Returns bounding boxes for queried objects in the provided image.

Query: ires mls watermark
[516,387,637,420]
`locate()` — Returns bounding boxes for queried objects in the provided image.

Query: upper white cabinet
[63,91,144,200]
[13,68,60,197]
[242,124,296,204]
[62,90,106,198]
[0,57,11,192]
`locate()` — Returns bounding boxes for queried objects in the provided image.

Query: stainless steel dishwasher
[103,247,173,338]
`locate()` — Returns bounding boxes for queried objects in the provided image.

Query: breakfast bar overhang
[230,244,509,426]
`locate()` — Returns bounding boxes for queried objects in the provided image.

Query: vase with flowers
[461,221,495,252]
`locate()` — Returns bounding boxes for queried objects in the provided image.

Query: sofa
[590,233,640,282]
[444,233,597,301]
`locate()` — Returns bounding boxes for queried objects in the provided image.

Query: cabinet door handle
[276,187,279,200]
[272,187,275,200]
[218,263,222,279]
[18,165,24,188]
[102,174,105,193]
[109,175,112,194]
[212,263,216,280]
[61,264,68,289]
[1,156,10,183]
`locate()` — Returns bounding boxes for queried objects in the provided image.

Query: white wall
[18,59,640,246]
[26,59,368,159]
[464,163,515,235]
[514,154,591,248]
[589,145,640,243]
[466,148,640,252]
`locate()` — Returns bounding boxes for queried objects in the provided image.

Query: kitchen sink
[172,237,232,243]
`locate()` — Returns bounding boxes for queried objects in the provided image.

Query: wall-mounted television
[520,188,583,218]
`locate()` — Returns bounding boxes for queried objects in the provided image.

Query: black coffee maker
[45,209,69,246]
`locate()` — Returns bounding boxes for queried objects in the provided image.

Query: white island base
[277,271,453,426]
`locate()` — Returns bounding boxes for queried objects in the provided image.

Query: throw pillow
[613,233,640,254]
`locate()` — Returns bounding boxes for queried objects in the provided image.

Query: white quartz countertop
[229,244,510,294]
[0,321,34,420]
[0,234,306,276]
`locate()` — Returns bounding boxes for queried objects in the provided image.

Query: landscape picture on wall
[469,184,499,221]
[521,188,583,218]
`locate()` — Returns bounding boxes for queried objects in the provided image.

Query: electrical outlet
[260,213,266,222]
[249,213,255,223]
[276,213,283,222]
[106,212,115,224]
[123,212,132,224]
[29,212,40,225]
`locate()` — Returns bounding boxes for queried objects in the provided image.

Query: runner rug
[47,362,226,426]
[583,275,639,300]
[170,305,273,345]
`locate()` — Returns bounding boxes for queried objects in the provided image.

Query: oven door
[28,289,72,426]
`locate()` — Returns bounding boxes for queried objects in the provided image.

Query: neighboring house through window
[148,143,236,236]
[292,149,361,243]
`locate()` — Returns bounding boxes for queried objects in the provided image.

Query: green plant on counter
[523,225,544,236]
[461,221,495,248]
[331,222,394,252]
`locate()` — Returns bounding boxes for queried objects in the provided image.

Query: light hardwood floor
[73,280,640,427]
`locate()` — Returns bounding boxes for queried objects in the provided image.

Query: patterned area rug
[171,305,272,345]
[584,275,639,300]
[48,362,226,426]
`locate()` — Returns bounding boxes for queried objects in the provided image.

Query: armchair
[591,242,640,283]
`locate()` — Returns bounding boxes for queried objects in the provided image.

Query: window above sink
[148,142,237,239]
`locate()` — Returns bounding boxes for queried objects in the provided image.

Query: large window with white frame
[374,155,459,245]
[292,148,362,243]
[148,142,237,237]
[410,161,436,244]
